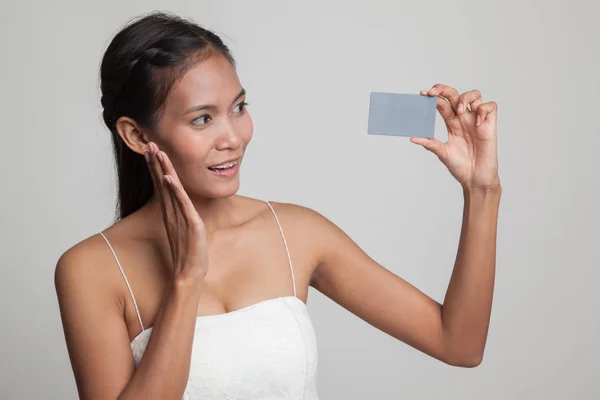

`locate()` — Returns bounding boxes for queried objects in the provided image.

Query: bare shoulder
[54,231,137,398]
[261,201,340,283]
[54,209,146,293]
[54,232,126,331]
[54,232,122,296]
[264,200,328,225]
[54,229,128,331]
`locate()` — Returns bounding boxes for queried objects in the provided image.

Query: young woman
[54,11,501,400]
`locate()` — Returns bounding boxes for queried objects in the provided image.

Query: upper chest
[110,210,319,340]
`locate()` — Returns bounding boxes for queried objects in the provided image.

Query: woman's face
[151,54,253,200]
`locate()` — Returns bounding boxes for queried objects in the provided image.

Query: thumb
[410,137,445,158]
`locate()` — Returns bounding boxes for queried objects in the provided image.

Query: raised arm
[55,142,209,398]
[305,84,501,367]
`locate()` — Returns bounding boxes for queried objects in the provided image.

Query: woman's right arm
[56,142,208,399]
[55,251,202,399]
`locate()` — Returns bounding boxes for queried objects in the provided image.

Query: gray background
[1,0,599,399]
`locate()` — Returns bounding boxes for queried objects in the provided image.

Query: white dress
[99,201,319,399]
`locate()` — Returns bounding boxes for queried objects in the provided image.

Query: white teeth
[211,159,238,169]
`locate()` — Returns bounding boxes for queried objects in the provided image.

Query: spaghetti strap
[266,201,297,298]
[99,232,145,331]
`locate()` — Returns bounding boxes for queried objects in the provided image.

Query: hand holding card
[368,84,500,190]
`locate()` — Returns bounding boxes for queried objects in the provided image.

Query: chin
[191,179,240,200]
[211,183,240,199]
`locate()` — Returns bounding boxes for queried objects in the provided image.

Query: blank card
[368,92,437,138]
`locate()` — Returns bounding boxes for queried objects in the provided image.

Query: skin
[55,52,501,399]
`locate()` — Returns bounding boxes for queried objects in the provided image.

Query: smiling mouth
[207,158,240,172]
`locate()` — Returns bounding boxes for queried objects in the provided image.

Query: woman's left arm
[305,84,501,368]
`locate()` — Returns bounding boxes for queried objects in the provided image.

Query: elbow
[440,334,486,368]
[445,352,483,368]
[455,355,483,368]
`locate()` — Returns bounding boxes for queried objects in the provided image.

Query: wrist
[463,184,502,194]
[170,271,205,294]
[462,177,502,196]
[462,184,502,209]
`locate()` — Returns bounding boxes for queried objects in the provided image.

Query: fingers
[429,84,460,113]
[457,89,482,115]
[144,144,160,194]
[155,145,204,230]
[156,149,182,260]
[163,171,203,229]
[420,89,456,122]
[153,147,181,229]
[421,85,488,130]
[409,136,446,160]
[436,96,457,122]
[146,143,179,253]
[475,101,498,127]
[145,143,171,223]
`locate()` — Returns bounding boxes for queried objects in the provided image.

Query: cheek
[167,136,211,173]
[182,142,209,167]
[241,115,254,144]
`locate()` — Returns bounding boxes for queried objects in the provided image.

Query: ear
[114,117,150,155]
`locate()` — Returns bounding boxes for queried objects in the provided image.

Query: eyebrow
[183,88,246,115]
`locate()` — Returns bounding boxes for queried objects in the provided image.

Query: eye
[233,101,248,114]
[191,114,211,127]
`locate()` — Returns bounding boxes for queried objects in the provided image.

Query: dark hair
[100,11,235,221]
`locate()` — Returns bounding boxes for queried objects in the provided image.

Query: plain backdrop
[1,0,599,399]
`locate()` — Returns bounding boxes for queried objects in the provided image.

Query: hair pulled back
[100,11,234,220]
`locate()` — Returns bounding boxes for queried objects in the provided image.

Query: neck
[143,192,239,237]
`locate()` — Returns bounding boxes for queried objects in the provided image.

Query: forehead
[167,54,241,106]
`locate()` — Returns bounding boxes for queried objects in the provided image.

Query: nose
[214,118,243,151]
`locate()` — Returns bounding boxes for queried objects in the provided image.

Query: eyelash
[235,101,249,113]
[191,101,249,127]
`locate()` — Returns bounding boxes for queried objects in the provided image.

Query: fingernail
[458,103,464,113]
[476,115,481,126]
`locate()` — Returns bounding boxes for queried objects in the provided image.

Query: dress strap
[99,232,145,331]
[266,201,297,298]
